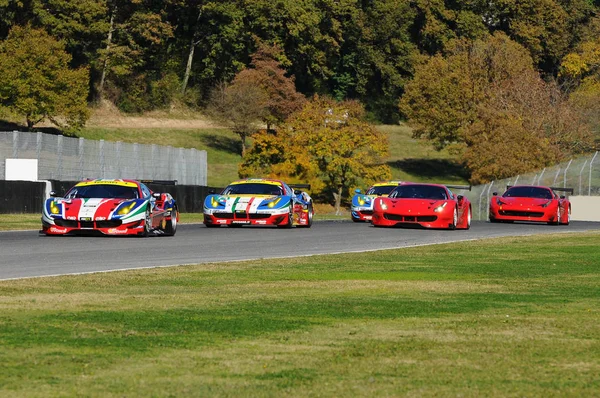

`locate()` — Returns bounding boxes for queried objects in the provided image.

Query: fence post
[36,132,42,165]
[578,160,588,195]
[78,137,85,179]
[57,135,63,180]
[538,168,546,185]
[12,131,18,158]
[99,139,105,178]
[513,175,520,185]
[589,151,598,196]
[563,159,572,188]
[116,141,121,179]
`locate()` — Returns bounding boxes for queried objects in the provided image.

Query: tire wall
[0,180,219,214]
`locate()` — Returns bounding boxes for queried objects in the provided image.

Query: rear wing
[289,184,311,190]
[141,180,178,186]
[506,185,574,194]
[446,185,471,191]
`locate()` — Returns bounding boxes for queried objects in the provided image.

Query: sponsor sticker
[80,217,92,221]
[50,227,68,233]
[232,220,250,224]
[107,228,129,234]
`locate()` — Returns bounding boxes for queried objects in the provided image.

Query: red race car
[489,185,572,225]
[371,183,472,229]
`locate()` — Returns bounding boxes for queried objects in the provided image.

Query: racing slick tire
[548,206,561,225]
[278,210,294,228]
[163,207,178,236]
[141,207,152,237]
[464,206,472,230]
[449,207,458,230]
[565,206,571,225]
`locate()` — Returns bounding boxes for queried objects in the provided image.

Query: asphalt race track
[1,220,600,280]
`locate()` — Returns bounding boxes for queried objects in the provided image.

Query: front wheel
[278,211,293,228]
[464,206,472,230]
[140,207,152,237]
[449,207,458,230]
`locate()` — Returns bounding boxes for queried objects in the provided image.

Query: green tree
[0,26,89,131]
[240,96,390,213]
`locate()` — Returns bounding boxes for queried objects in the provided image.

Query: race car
[489,185,572,225]
[351,180,402,222]
[203,178,313,228]
[41,179,178,236]
[371,182,472,229]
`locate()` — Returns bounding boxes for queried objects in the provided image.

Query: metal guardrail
[0,131,207,186]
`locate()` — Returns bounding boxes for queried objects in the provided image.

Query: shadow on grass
[0,119,62,135]
[388,158,469,182]
[199,134,241,155]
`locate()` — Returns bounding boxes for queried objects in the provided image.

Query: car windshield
[366,185,397,195]
[390,185,448,200]
[222,183,283,196]
[503,187,553,199]
[65,184,140,199]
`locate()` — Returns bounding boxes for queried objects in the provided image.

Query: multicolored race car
[371,182,472,229]
[351,180,402,222]
[41,179,178,236]
[203,178,314,228]
[489,185,572,225]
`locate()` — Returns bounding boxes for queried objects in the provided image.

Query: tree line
[1,0,600,191]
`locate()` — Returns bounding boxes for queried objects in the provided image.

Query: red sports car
[41,179,178,236]
[489,185,572,225]
[371,183,472,229]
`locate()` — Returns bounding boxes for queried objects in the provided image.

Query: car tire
[163,206,177,236]
[565,206,571,225]
[449,207,458,230]
[464,206,472,230]
[298,203,313,228]
[278,210,293,228]
[141,207,152,237]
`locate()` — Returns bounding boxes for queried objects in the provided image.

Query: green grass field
[76,124,466,188]
[1,233,598,396]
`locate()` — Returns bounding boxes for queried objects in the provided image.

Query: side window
[282,183,292,196]
[140,184,151,199]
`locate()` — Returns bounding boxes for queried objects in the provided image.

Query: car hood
[47,198,146,220]
[499,197,551,206]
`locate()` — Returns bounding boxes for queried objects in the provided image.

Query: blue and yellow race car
[203,178,313,228]
[351,180,402,222]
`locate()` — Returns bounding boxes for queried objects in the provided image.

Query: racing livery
[489,185,572,225]
[41,179,178,236]
[203,178,313,228]
[371,183,472,229]
[351,180,402,222]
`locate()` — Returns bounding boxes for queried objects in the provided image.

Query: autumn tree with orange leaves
[240,96,391,213]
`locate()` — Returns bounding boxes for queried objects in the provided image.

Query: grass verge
[1,233,599,396]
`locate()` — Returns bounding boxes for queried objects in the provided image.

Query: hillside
[76,106,468,188]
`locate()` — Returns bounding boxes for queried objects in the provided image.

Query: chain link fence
[0,131,207,186]
[451,152,600,221]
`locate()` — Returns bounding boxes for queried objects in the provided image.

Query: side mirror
[492,192,498,196]
[152,192,161,198]
[49,190,58,197]
[457,195,464,202]
[560,195,566,199]
[355,189,361,194]
[294,190,301,195]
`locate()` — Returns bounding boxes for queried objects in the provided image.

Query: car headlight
[434,202,447,212]
[118,202,136,215]
[380,201,388,211]
[495,197,506,206]
[539,200,552,208]
[267,198,281,208]
[50,201,60,214]
[210,196,226,208]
